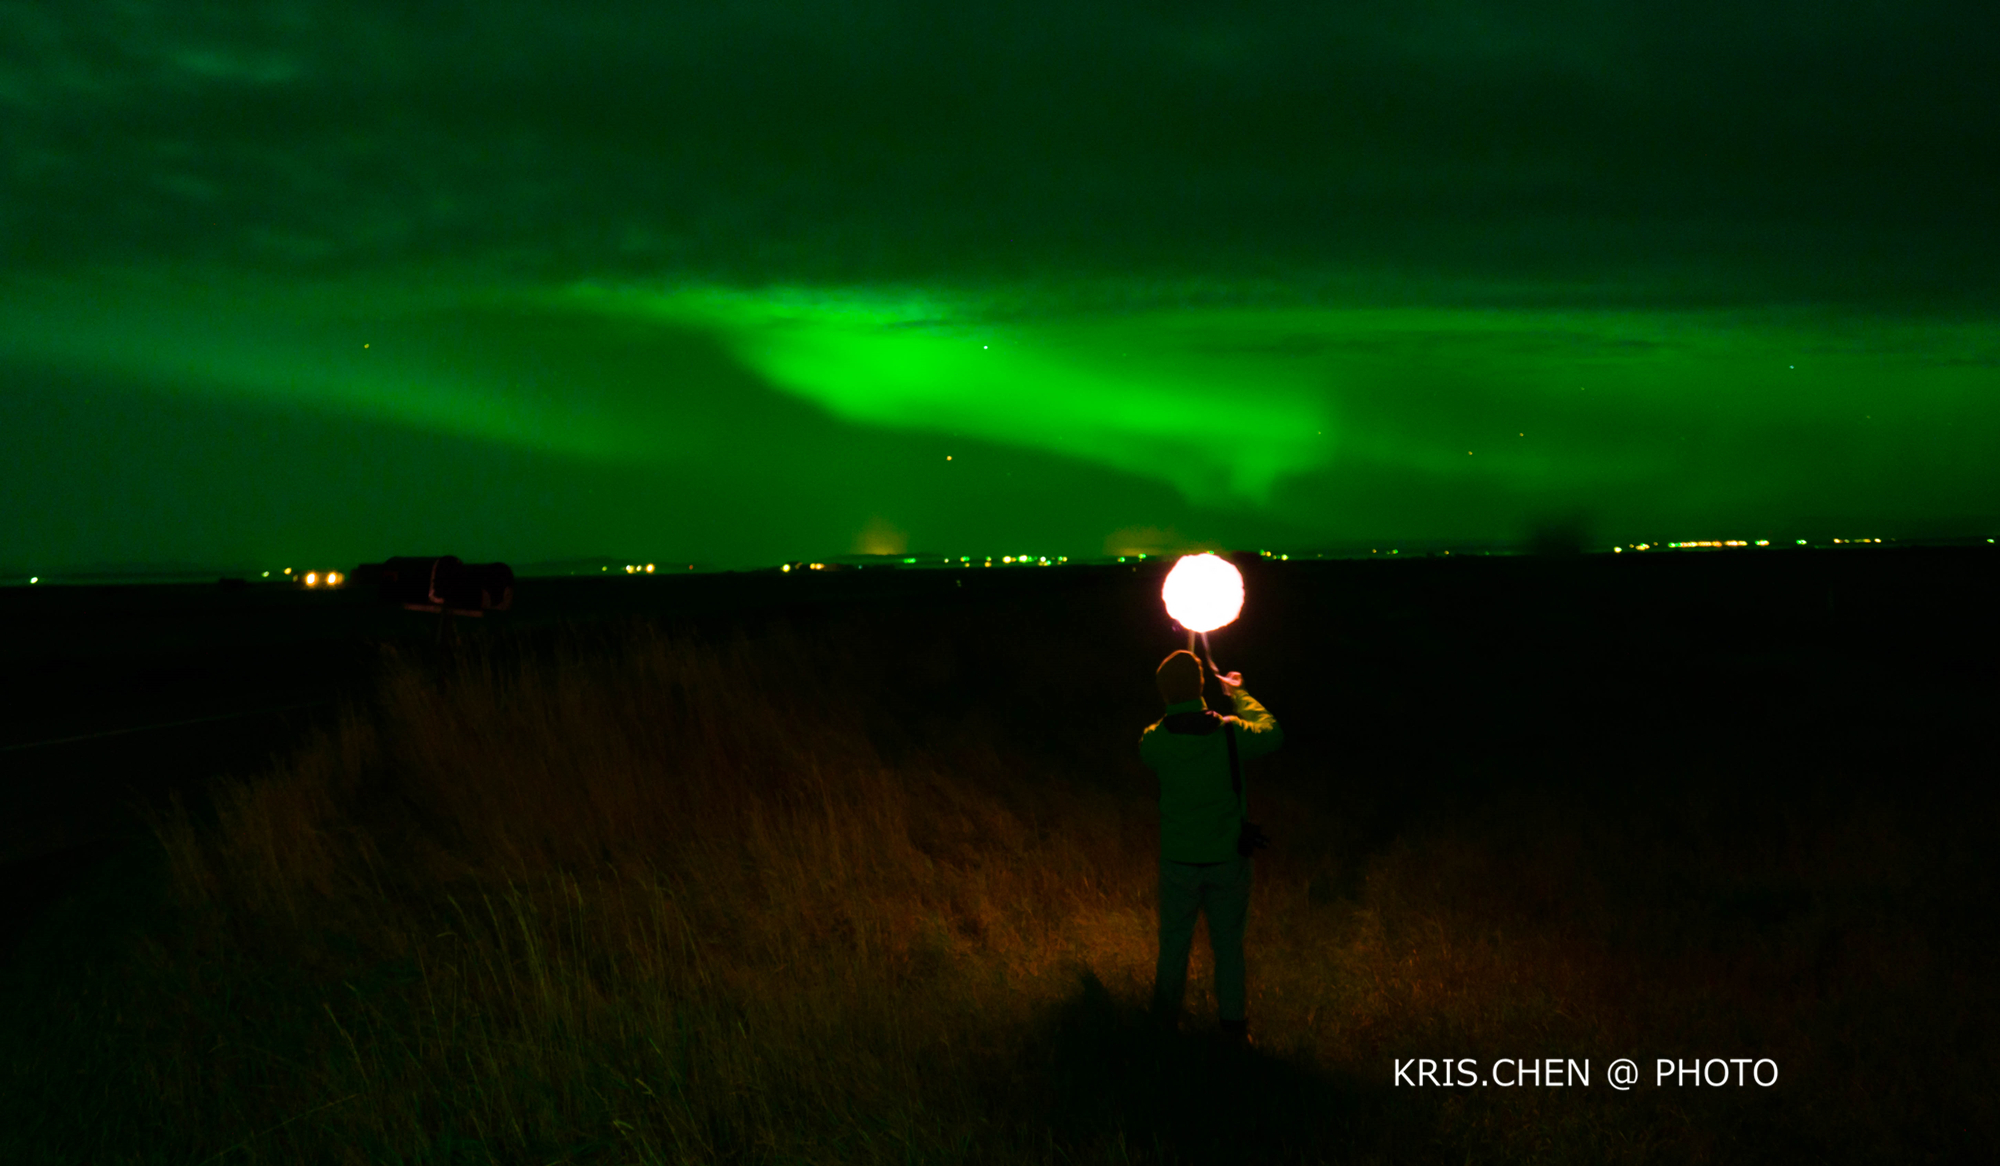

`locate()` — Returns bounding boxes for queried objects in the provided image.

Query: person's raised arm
[1218,671,1283,757]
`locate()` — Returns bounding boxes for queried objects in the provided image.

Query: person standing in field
[1140,649,1283,1048]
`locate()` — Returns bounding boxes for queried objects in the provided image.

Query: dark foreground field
[2,549,1995,1164]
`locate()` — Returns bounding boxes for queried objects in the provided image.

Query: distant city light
[28,577,35,584]
[304,572,318,586]
[782,564,791,572]
[262,571,270,577]
[646,564,655,573]
[283,567,292,575]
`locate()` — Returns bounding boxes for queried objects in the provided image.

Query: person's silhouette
[1139,650,1283,1047]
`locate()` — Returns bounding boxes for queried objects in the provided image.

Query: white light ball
[1161,553,1244,633]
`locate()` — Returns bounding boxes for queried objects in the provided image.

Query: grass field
[2,573,1994,1164]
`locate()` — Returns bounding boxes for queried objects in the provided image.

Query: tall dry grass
[1,606,1990,1164]
[20,618,1189,1164]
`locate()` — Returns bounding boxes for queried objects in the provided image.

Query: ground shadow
[1027,968,1440,1166]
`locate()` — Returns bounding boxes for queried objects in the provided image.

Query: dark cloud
[3,0,1992,299]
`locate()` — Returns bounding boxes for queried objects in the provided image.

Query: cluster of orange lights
[1615,540,1774,553]
[266,567,344,586]
[599,564,696,572]
[782,555,1069,572]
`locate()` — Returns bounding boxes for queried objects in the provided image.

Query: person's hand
[1216,670,1244,693]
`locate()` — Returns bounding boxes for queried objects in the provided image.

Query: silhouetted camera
[351,556,513,616]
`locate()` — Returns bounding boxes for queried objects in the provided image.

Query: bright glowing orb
[1161,553,1244,633]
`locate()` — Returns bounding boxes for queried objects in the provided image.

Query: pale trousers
[1150,853,1252,1024]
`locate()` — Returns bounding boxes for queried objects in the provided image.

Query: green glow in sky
[1,2,1995,574]
[0,273,665,464]
[3,265,1994,573]
[548,280,2000,519]
[550,282,1337,506]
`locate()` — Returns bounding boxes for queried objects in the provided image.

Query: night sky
[4,1,1996,576]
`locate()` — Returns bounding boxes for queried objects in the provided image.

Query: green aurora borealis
[2,1,1995,575]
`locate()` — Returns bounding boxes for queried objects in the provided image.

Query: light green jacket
[1139,687,1284,863]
